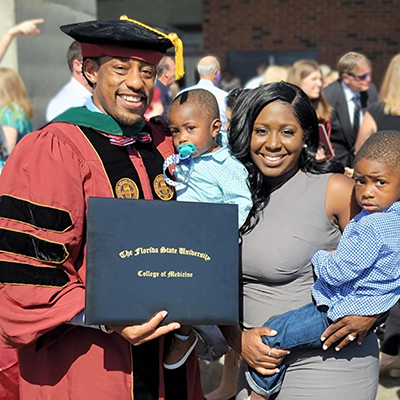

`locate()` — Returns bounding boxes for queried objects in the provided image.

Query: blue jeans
[245,302,330,397]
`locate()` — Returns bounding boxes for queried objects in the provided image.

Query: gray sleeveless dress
[237,171,379,400]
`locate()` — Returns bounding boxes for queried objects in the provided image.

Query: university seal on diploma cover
[85,198,239,325]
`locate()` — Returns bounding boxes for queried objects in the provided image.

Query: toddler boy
[247,130,400,398]
[163,89,252,369]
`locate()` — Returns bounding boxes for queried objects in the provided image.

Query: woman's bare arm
[354,112,377,154]
[0,19,44,63]
[3,125,18,153]
[325,173,360,231]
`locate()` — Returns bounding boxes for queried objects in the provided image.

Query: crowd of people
[0,14,399,400]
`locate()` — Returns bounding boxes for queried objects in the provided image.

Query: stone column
[0,0,96,129]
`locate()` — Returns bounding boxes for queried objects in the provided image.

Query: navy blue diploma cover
[85,198,239,325]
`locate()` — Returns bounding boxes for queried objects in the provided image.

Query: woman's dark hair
[228,81,344,234]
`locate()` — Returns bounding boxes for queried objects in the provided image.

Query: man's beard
[113,109,144,126]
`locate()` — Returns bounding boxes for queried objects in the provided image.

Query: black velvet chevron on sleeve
[0,261,70,287]
[0,228,69,263]
[0,195,73,232]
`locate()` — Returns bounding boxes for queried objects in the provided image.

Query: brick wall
[203,0,400,89]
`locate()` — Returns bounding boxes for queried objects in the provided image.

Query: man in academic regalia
[0,16,203,400]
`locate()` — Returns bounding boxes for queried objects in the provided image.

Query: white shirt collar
[195,146,229,162]
[341,80,359,102]
[84,96,103,114]
[197,79,216,89]
[70,76,92,96]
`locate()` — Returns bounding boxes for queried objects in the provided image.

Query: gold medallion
[153,174,174,201]
[115,178,139,199]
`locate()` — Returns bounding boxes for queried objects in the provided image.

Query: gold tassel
[120,15,184,81]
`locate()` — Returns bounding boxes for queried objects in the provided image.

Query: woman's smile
[260,153,287,166]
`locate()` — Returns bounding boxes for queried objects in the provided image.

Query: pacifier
[163,143,197,187]
[177,143,197,160]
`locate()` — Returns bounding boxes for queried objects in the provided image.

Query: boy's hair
[170,89,219,120]
[355,130,400,169]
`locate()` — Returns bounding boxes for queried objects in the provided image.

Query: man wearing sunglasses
[324,52,379,168]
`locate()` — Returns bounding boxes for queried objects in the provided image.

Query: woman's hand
[108,311,180,346]
[321,314,380,351]
[344,167,354,178]
[316,145,328,162]
[241,327,289,375]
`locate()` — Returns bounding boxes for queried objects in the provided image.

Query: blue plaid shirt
[311,201,400,322]
[175,146,252,228]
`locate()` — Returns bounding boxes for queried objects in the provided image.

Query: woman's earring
[303,144,308,149]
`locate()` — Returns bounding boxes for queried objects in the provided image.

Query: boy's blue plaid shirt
[312,201,400,322]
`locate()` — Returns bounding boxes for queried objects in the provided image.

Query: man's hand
[240,327,289,376]
[108,311,180,346]
[9,19,44,38]
[321,314,379,351]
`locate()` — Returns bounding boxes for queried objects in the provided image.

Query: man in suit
[155,56,175,121]
[324,52,379,167]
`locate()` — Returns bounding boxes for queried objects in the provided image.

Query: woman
[355,53,400,153]
[222,82,380,400]
[0,67,33,153]
[287,60,334,161]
